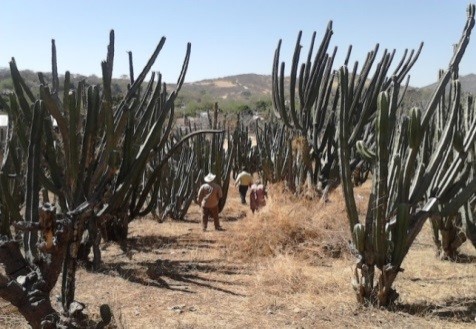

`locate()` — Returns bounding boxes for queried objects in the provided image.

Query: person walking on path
[250,182,267,213]
[234,167,253,204]
[197,173,224,231]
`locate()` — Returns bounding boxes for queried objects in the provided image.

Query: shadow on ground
[125,235,181,252]
[395,296,476,323]
[453,253,476,264]
[99,231,248,296]
[100,259,247,296]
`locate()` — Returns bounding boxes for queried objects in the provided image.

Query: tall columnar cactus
[155,142,204,221]
[338,4,476,306]
[272,23,422,193]
[231,114,258,176]
[0,100,76,328]
[255,121,293,186]
[429,88,476,259]
[459,95,476,248]
[0,29,216,326]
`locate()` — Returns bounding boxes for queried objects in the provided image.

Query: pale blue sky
[1,1,475,87]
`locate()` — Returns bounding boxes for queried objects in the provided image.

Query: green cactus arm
[428,130,463,196]
[107,113,169,211]
[0,93,10,113]
[315,111,336,155]
[77,85,101,200]
[303,22,333,105]
[348,44,378,111]
[101,30,115,103]
[134,129,225,217]
[463,95,474,132]
[92,100,138,190]
[40,85,70,160]
[62,71,72,114]
[313,50,337,128]
[118,37,166,110]
[420,5,474,130]
[0,173,23,223]
[391,203,410,266]
[67,84,84,199]
[437,155,475,202]
[288,31,303,130]
[389,42,424,85]
[355,140,376,162]
[432,84,476,199]
[9,58,36,119]
[440,175,476,217]
[113,42,191,176]
[5,96,29,150]
[302,28,316,89]
[460,199,476,247]
[387,153,402,211]
[337,66,359,229]
[218,142,235,213]
[400,110,425,203]
[116,103,135,184]
[175,43,191,94]
[462,112,476,152]
[131,74,162,141]
[127,51,135,85]
[347,61,358,109]
[374,92,391,265]
[346,46,380,146]
[387,77,401,139]
[409,81,461,203]
[271,39,293,128]
[51,39,60,92]
[23,101,44,263]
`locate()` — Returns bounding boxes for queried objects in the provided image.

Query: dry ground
[1,181,476,328]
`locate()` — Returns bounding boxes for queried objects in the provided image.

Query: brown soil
[1,182,476,328]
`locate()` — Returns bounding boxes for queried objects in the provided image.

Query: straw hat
[204,173,216,183]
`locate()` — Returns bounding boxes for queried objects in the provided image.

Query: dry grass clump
[253,254,322,295]
[224,182,354,262]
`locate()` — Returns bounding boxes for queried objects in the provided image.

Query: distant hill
[183,74,273,99]
[419,73,476,95]
[1,68,475,116]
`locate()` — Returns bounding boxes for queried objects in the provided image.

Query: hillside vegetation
[2,68,475,117]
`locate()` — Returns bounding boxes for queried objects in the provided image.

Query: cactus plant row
[272,22,423,194]
[0,29,225,327]
[338,3,476,306]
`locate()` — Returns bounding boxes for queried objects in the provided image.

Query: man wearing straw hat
[196,172,224,231]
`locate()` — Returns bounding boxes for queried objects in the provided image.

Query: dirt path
[75,187,476,329]
[73,188,269,329]
[1,184,476,328]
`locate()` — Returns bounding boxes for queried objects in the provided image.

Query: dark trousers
[202,206,220,230]
[238,185,248,204]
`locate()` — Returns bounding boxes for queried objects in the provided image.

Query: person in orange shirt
[197,173,224,231]
[234,167,253,204]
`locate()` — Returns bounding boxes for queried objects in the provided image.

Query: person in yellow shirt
[234,167,253,204]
